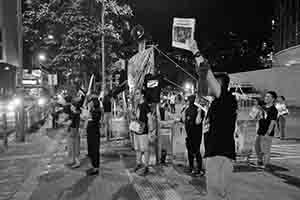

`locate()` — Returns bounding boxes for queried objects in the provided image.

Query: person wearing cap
[188,40,238,200]
[184,94,205,176]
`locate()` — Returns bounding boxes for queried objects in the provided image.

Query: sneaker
[86,168,99,176]
[141,166,149,176]
[133,164,143,172]
[65,162,75,167]
[184,167,193,174]
[257,161,263,167]
[71,161,80,169]
[192,169,205,176]
[264,164,272,171]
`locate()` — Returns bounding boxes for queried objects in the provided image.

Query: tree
[23,0,133,88]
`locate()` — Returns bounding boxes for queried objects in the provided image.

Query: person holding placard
[188,39,238,200]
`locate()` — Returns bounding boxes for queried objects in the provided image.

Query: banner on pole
[172,18,196,50]
[128,48,155,94]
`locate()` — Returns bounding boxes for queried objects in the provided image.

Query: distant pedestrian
[170,92,176,113]
[255,91,278,169]
[184,94,205,175]
[188,39,238,200]
[249,98,264,131]
[86,97,102,176]
[68,102,81,169]
[102,90,112,141]
[275,96,289,140]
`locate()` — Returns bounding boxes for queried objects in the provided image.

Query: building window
[0,28,3,60]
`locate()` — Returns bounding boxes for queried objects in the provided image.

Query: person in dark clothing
[184,95,205,175]
[188,39,238,200]
[102,91,112,141]
[68,102,81,169]
[133,93,152,176]
[255,91,278,169]
[86,97,102,176]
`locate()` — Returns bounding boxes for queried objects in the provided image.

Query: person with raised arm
[188,40,238,200]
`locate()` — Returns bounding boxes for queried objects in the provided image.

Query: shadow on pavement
[58,175,97,200]
[112,184,140,200]
[172,164,207,193]
[38,170,66,183]
[263,164,300,189]
[269,171,300,189]
[233,163,289,173]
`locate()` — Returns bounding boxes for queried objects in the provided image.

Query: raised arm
[188,40,222,98]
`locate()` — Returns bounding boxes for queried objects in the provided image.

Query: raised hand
[187,39,199,55]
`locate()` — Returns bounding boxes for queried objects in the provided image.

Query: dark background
[129,0,275,50]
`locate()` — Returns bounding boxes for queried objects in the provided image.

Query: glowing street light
[47,34,54,40]
[185,82,192,90]
[38,53,47,62]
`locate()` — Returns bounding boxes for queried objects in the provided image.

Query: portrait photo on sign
[172,18,195,50]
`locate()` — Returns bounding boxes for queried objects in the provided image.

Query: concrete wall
[230,66,300,107]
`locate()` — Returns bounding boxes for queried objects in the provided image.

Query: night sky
[129,0,275,51]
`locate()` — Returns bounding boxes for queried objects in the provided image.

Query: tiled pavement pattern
[1,125,300,200]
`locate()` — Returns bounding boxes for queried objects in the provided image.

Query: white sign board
[172,18,196,50]
[48,74,58,86]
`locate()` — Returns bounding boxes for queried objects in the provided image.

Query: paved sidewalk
[1,126,300,200]
[21,138,300,200]
[0,126,66,200]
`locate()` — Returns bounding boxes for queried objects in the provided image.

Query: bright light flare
[185,83,192,90]
[38,97,46,106]
[48,34,54,40]
[13,97,22,106]
[38,53,47,61]
[7,103,15,111]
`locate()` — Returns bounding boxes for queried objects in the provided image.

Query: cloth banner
[128,48,155,95]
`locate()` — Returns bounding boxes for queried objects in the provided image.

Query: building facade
[273,0,300,67]
[0,0,19,66]
[0,0,19,96]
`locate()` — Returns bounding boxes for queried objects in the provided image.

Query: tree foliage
[23,0,133,82]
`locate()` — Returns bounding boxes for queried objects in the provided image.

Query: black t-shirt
[257,105,278,136]
[87,108,102,131]
[204,88,238,160]
[138,102,151,134]
[144,74,162,103]
[185,104,203,138]
[102,96,111,113]
[70,112,80,129]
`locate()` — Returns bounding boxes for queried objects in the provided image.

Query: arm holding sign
[188,40,222,98]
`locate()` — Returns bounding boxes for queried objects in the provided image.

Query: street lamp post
[101,2,105,93]
[16,0,25,142]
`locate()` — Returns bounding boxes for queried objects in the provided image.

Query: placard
[172,18,196,50]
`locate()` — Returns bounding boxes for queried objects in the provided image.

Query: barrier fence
[155,97,258,166]
[0,104,49,148]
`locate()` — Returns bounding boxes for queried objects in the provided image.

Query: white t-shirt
[170,95,176,104]
[275,103,289,117]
